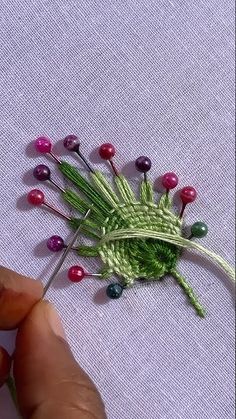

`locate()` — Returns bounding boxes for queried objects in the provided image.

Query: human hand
[0,266,106,419]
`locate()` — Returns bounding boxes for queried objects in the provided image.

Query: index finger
[0,266,43,330]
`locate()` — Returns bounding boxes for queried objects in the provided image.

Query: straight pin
[27,189,70,220]
[63,135,95,173]
[33,165,65,193]
[35,137,62,164]
[99,143,119,176]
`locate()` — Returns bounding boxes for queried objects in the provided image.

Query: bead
[68,265,85,282]
[180,186,197,204]
[106,283,123,299]
[191,222,208,238]
[99,143,116,160]
[35,137,52,154]
[33,164,51,181]
[162,172,178,190]
[63,134,80,152]
[135,156,152,173]
[47,235,65,252]
[27,189,44,206]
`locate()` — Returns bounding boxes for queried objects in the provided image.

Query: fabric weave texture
[0,1,235,418]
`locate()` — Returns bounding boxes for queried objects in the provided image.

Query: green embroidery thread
[58,162,235,317]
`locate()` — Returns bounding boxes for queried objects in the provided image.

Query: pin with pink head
[34,137,61,164]
[27,189,71,221]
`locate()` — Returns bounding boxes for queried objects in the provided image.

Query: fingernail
[45,302,67,339]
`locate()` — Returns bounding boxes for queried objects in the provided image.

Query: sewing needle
[43,208,91,297]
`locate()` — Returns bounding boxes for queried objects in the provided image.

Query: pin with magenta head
[35,137,61,165]
[47,235,79,252]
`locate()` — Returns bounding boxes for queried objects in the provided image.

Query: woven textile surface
[0,1,235,418]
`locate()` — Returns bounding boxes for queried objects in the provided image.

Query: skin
[0,266,107,419]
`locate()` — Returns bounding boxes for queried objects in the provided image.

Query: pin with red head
[99,143,119,176]
[162,172,179,195]
[179,186,197,218]
[68,265,101,282]
[27,189,71,221]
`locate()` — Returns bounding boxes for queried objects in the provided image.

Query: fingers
[0,346,11,387]
[0,266,43,330]
[14,300,106,419]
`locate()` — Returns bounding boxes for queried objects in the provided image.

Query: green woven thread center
[99,203,181,282]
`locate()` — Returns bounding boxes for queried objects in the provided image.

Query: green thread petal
[63,189,104,223]
[140,180,154,203]
[59,161,111,215]
[77,246,99,257]
[91,171,120,207]
[158,193,172,210]
[115,175,136,203]
[171,269,206,317]
[69,218,101,239]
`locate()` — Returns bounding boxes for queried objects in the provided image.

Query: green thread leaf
[69,218,101,239]
[77,246,99,257]
[91,171,120,207]
[158,193,172,210]
[59,161,112,215]
[63,189,90,213]
[83,218,102,230]
[115,175,136,203]
[140,180,154,203]
[63,189,105,224]
[171,270,206,317]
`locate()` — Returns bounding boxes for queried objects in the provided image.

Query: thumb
[14,301,106,419]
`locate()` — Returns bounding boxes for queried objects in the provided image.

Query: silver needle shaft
[43,209,91,296]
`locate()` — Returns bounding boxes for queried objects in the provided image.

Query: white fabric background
[0,1,235,418]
